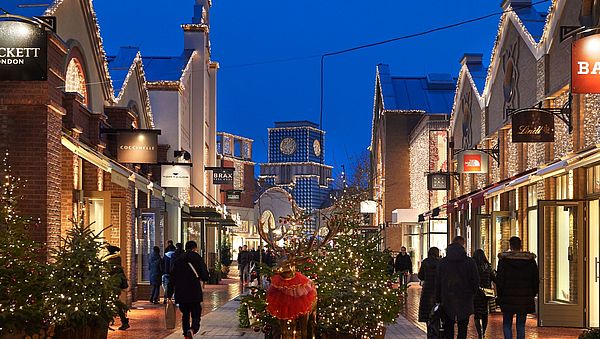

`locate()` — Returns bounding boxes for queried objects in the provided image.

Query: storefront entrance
[490,211,514,269]
[476,214,491,262]
[538,200,585,327]
[589,199,600,327]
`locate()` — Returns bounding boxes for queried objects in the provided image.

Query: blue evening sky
[94,0,549,177]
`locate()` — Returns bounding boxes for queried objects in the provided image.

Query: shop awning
[391,209,420,223]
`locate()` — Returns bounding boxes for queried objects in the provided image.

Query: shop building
[259,121,333,231]
[2,0,221,301]
[216,132,259,252]
[369,64,456,265]
[431,0,600,328]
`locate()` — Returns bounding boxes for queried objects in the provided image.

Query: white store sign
[161,165,191,188]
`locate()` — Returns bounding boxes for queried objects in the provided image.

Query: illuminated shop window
[587,164,600,195]
[65,58,88,105]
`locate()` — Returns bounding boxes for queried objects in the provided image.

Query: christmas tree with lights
[313,192,401,338]
[45,217,120,336]
[0,154,50,337]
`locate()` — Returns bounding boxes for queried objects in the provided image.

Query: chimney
[460,53,483,67]
[501,0,531,10]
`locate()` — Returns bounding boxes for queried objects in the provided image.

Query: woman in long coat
[149,246,163,304]
[472,249,496,339]
[418,247,440,330]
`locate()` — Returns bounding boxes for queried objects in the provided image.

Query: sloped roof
[142,51,193,82]
[107,46,140,97]
[514,4,548,41]
[377,64,456,114]
[3,1,51,17]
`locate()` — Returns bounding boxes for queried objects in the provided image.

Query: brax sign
[0,20,47,81]
[116,131,158,164]
[210,168,234,185]
[572,34,600,94]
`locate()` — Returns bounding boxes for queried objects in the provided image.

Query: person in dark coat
[148,246,163,304]
[496,236,539,339]
[395,246,413,288]
[436,236,480,339]
[418,247,440,334]
[472,249,496,339]
[170,240,209,338]
[165,239,176,253]
[238,245,251,284]
[162,245,176,303]
[106,245,129,330]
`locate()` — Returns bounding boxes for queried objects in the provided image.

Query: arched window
[65,58,88,106]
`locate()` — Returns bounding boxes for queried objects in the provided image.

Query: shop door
[491,211,512,269]
[538,201,584,327]
[589,200,600,327]
[83,191,111,240]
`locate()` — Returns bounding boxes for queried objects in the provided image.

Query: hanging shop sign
[427,173,450,190]
[207,167,234,185]
[511,109,555,142]
[161,165,191,188]
[116,131,158,164]
[572,34,600,94]
[225,190,242,202]
[0,20,47,81]
[457,150,488,174]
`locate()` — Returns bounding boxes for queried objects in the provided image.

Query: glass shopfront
[422,218,448,257]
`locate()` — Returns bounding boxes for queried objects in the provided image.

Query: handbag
[427,303,444,339]
[481,287,496,298]
[165,299,176,329]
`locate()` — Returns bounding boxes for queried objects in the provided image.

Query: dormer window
[65,58,88,106]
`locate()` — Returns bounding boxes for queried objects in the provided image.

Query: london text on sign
[511,109,555,142]
[572,34,600,94]
[0,20,47,81]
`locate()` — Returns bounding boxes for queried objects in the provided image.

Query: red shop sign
[572,34,600,94]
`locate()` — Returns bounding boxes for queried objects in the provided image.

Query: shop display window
[587,165,600,195]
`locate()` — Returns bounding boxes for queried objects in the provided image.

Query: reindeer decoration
[257,206,341,339]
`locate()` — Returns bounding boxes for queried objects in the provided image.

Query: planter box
[55,325,108,339]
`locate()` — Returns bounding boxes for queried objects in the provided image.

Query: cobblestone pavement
[401,284,584,339]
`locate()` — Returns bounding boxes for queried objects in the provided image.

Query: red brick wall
[0,34,66,252]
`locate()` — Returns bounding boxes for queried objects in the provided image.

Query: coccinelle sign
[572,34,600,94]
[0,20,47,81]
[457,151,488,174]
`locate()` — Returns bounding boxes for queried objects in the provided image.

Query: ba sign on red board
[572,34,600,94]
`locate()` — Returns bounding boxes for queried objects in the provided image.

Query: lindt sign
[572,34,600,94]
[0,20,47,81]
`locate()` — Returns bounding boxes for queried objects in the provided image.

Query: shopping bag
[427,303,444,339]
[165,299,176,329]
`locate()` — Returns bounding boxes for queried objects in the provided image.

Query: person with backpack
[106,245,130,330]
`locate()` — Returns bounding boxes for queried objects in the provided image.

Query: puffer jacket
[418,257,439,322]
[496,251,539,314]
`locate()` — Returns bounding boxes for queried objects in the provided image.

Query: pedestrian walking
[105,245,130,330]
[395,246,413,289]
[418,247,440,338]
[385,248,395,277]
[163,244,176,303]
[435,236,480,339]
[165,239,176,253]
[170,240,210,339]
[239,245,251,285]
[496,236,539,339]
[149,246,163,304]
[472,249,496,339]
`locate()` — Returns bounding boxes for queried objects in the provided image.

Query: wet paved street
[401,285,584,339]
[109,277,585,338]
[108,276,242,339]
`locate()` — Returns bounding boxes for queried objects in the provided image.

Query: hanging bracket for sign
[453,144,500,167]
[506,95,572,134]
[157,162,193,167]
[0,12,56,32]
